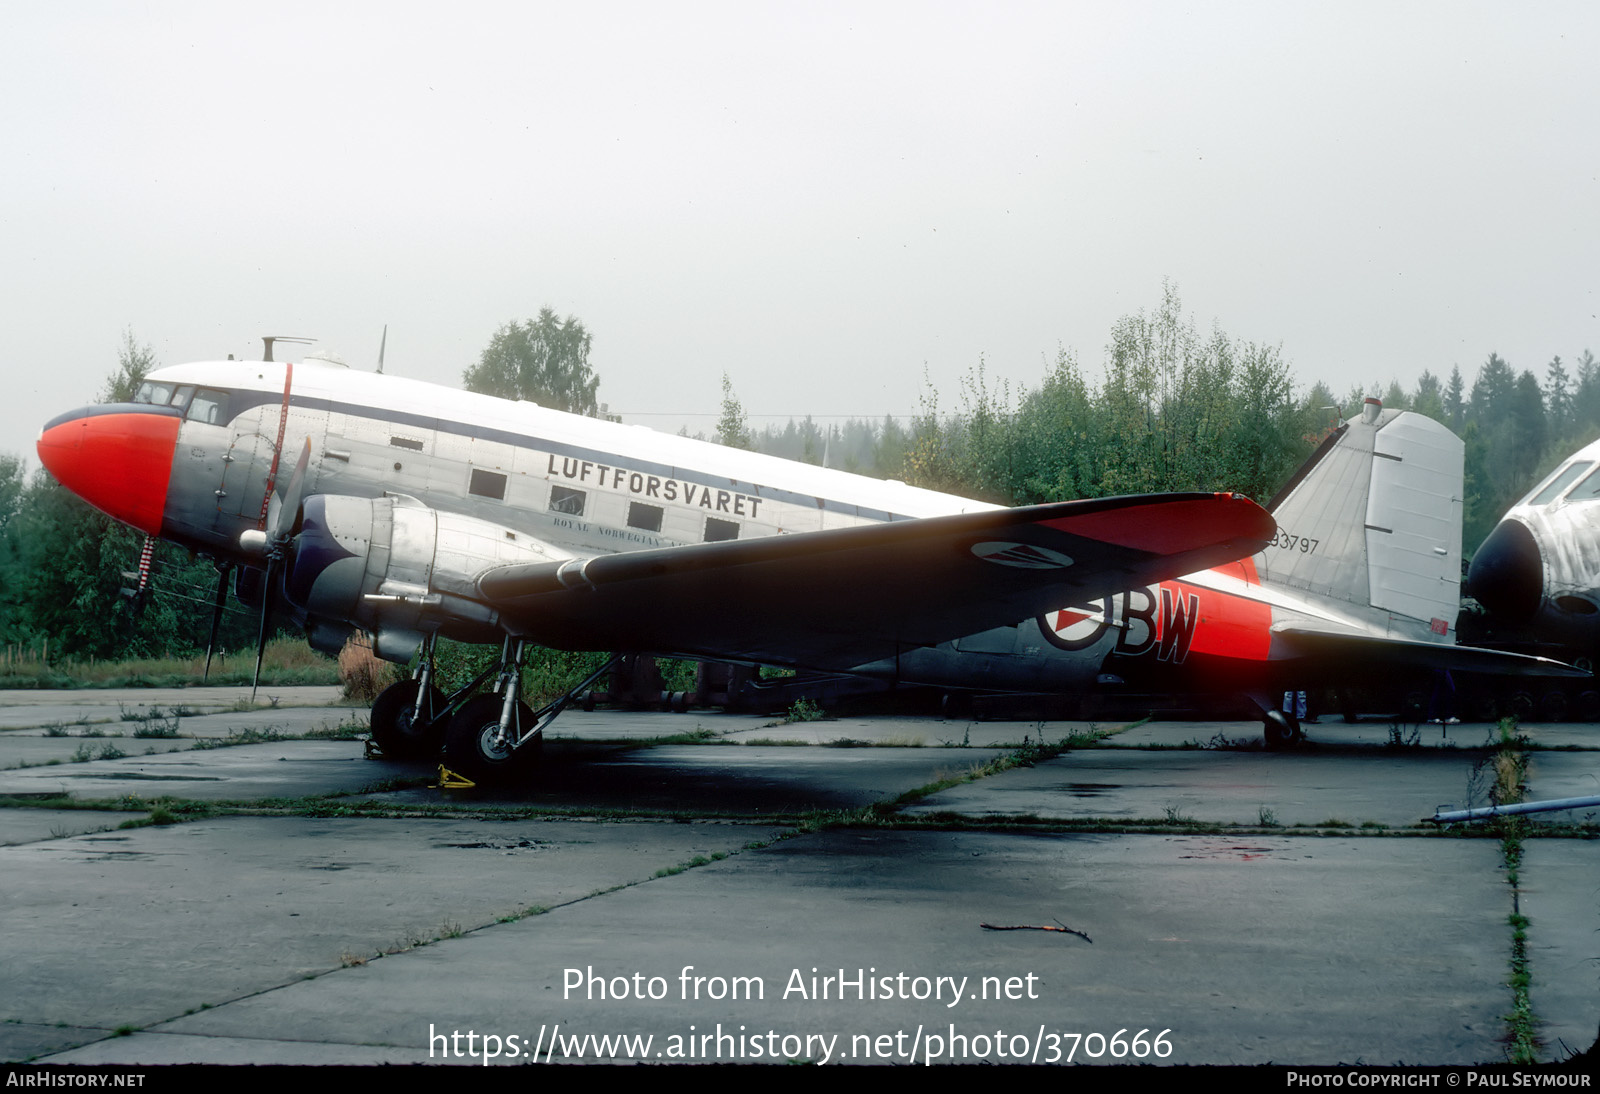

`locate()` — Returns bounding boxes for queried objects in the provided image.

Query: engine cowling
[283,494,570,653]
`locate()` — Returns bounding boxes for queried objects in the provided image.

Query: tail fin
[1259,398,1463,640]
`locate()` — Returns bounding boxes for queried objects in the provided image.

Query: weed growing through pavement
[783,698,825,723]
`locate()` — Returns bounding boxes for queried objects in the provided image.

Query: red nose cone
[36,410,180,536]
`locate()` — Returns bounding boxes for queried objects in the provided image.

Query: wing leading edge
[476,492,1275,669]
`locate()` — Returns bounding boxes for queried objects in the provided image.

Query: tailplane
[1259,398,1463,641]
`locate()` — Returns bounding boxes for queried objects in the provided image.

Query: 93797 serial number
[1270,531,1320,554]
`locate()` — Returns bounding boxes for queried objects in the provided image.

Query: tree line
[733,284,1597,553]
[2,290,1594,662]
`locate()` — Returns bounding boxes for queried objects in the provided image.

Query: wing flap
[477,492,1274,669]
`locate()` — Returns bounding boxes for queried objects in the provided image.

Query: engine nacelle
[283,494,570,653]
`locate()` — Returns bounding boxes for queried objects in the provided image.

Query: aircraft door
[214,383,330,533]
[215,425,276,531]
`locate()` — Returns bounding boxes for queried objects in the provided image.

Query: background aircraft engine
[282,494,570,656]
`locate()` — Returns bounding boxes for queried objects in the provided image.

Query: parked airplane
[863,397,1582,740]
[36,356,1570,780]
[36,352,1274,780]
[1469,435,1600,669]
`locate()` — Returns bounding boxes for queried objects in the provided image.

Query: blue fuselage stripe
[216,388,912,523]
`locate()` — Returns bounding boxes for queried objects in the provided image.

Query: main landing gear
[368,635,620,786]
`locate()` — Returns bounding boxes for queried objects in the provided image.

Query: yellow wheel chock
[437,765,477,790]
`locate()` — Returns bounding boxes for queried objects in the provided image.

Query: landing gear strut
[441,641,621,786]
[369,633,498,761]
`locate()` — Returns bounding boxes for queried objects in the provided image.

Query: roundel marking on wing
[971,541,1075,569]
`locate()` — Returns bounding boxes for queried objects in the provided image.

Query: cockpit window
[1565,465,1600,504]
[185,388,228,425]
[1528,462,1593,506]
[133,381,176,406]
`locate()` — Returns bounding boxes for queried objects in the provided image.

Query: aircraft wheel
[1506,691,1535,722]
[370,682,446,760]
[1263,711,1298,749]
[1575,690,1600,722]
[443,694,536,785]
[1538,689,1570,723]
[1468,691,1500,723]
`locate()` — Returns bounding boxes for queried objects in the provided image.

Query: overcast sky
[4,1,1597,462]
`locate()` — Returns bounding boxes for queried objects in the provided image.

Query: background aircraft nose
[36,408,181,537]
[1468,518,1543,623]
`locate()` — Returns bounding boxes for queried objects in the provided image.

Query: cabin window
[185,388,228,424]
[704,517,739,542]
[628,502,663,532]
[469,468,507,501]
[549,485,586,516]
[389,435,425,452]
[1530,462,1592,505]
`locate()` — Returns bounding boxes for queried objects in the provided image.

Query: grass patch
[1503,873,1537,1061]
[125,704,185,738]
[190,726,291,750]
[643,727,721,745]
[783,697,826,723]
[0,637,338,690]
[1490,717,1538,1063]
[305,718,370,740]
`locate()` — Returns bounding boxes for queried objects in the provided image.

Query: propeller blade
[202,563,230,683]
[377,324,387,374]
[272,439,312,543]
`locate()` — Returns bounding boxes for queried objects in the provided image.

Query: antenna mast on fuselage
[261,336,315,362]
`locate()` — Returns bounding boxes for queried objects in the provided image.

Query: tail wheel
[370,682,446,760]
[443,694,536,785]
[1263,711,1299,748]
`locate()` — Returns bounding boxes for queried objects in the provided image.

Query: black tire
[1538,689,1570,723]
[1263,711,1298,748]
[443,694,536,785]
[1468,690,1500,724]
[370,681,446,760]
[1506,691,1535,722]
[1575,690,1600,722]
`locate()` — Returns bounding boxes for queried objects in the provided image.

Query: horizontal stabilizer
[478,492,1275,669]
[1272,624,1586,678]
